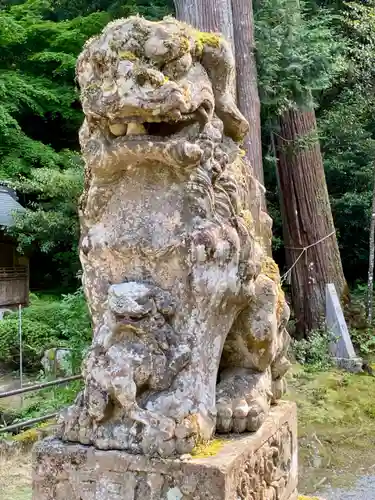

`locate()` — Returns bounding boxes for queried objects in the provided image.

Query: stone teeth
[109,122,128,136]
[126,123,147,136]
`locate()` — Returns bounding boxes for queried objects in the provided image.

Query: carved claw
[216,369,272,434]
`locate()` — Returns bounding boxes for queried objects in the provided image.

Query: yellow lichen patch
[240,209,253,229]
[13,428,39,445]
[259,257,285,322]
[36,419,56,429]
[276,284,286,323]
[260,256,281,284]
[119,50,138,61]
[192,30,222,56]
[298,496,321,500]
[178,34,190,54]
[191,438,225,458]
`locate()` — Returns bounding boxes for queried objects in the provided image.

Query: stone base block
[32,401,297,500]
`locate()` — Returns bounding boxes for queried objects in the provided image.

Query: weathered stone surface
[33,402,297,500]
[56,15,291,457]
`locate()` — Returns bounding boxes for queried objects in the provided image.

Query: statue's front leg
[59,281,193,456]
[216,272,291,434]
[136,222,245,452]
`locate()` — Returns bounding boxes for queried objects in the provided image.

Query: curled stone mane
[58,15,291,459]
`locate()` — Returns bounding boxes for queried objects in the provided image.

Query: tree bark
[275,107,347,335]
[231,0,264,188]
[174,0,265,207]
[174,0,235,48]
[367,165,375,325]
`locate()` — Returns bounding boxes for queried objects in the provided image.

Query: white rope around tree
[280,230,336,283]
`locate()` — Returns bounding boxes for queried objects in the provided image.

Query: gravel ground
[0,452,31,500]
[320,476,375,500]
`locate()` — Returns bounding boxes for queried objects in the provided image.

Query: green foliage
[0,318,57,368]
[255,0,348,275]
[254,0,346,116]
[0,0,175,289]
[0,0,111,288]
[52,0,174,20]
[291,327,334,371]
[350,327,375,357]
[317,2,375,281]
[0,290,91,370]
[344,283,375,356]
[2,380,83,427]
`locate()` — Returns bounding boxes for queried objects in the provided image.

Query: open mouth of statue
[108,119,196,139]
[107,104,211,141]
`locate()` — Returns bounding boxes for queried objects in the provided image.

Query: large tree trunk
[174,0,265,207]
[275,107,347,335]
[231,0,264,188]
[174,0,235,47]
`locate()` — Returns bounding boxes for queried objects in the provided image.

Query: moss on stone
[191,438,225,458]
[240,209,253,229]
[178,34,190,54]
[119,50,138,61]
[192,30,222,56]
[260,256,281,283]
[276,284,286,322]
[259,257,286,321]
[13,428,40,444]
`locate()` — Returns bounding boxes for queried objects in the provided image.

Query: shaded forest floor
[1,364,375,498]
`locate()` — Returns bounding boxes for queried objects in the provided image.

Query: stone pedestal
[32,402,297,500]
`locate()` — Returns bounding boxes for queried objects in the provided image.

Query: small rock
[41,348,73,377]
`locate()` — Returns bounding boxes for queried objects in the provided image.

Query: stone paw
[215,369,272,434]
[144,393,216,457]
[139,414,201,457]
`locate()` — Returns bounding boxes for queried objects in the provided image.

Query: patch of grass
[287,364,375,492]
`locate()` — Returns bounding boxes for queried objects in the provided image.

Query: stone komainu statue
[58,16,291,458]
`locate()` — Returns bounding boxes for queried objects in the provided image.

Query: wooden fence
[0,375,82,434]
